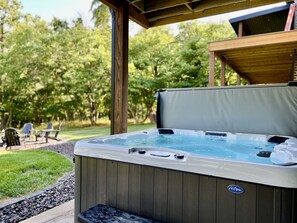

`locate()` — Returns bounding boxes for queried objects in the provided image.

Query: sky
[20,0,94,24]
[20,0,286,32]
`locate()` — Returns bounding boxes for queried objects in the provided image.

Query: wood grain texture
[208,30,297,84]
[128,164,141,214]
[167,170,183,223]
[77,157,297,223]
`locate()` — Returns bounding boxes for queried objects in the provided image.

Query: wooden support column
[293,50,297,80]
[208,51,215,86]
[295,0,297,29]
[294,1,297,80]
[238,22,243,37]
[236,22,243,85]
[236,75,241,85]
[220,59,226,86]
[285,3,295,31]
[111,2,129,135]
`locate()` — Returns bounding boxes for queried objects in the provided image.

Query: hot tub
[74,84,297,223]
[75,128,297,188]
[74,129,297,223]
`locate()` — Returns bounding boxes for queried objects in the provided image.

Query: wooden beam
[185,3,193,11]
[111,1,129,134]
[100,0,150,28]
[284,3,295,31]
[150,0,286,26]
[129,0,145,13]
[99,0,120,10]
[144,0,199,13]
[209,51,215,86]
[209,30,297,51]
[193,0,244,12]
[220,48,295,59]
[129,5,150,28]
[147,0,240,22]
[147,5,191,22]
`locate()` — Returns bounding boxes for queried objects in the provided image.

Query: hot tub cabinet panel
[75,156,297,223]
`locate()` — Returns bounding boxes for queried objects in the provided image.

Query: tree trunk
[89,101,97,125]
[1,112,5,130]
[148,108,156,124]
[0,23,5,130]
[128,106,138,124]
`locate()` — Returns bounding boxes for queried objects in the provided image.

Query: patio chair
[48,122,62,141]
[20,123,33,141]
[35,122,53,142]
[3,128,21,150]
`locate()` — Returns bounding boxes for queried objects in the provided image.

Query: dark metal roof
[229,3,293,36]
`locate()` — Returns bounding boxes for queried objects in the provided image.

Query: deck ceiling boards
[100,0,289,28]
[209,30,297,84]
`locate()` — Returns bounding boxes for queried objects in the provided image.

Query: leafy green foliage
[129,26,177,123]
[0,0,237,127]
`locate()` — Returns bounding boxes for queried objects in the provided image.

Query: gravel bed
[0,142,75,223]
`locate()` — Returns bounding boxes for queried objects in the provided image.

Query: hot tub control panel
[129,147,187,161]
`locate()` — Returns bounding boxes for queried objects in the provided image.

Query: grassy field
[0,150,73,199]
[59,123,156,141]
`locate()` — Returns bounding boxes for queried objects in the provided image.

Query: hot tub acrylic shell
[74,129,297,189]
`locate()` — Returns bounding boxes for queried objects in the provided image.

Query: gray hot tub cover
[156,84,297,137]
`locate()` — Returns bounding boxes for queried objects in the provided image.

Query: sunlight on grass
[59,123,156,141]
[0,151,12,156]
[0,150,73,199]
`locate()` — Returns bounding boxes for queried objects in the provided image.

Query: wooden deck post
[111,2,129,134]
[237,75,241,85]
[209,51,215,86]
[236,22,243,85]
[220,59,226,86]
[292,0,297,81]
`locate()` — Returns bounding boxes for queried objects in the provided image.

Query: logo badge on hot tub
[227,185,245,194]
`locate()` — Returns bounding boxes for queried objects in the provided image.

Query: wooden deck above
[208,30,297,84]
[100,0,288,28]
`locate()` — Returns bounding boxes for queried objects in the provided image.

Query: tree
[37,17,112,125]
[1,14,50,126]
[90,0,110,29]
[61,23,111,125]
[0,0,22,129]
[128,21,236,123]
[129,26,177,123]
[174,21,236,87]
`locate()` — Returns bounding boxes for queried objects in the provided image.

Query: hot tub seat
[78,204,161,223]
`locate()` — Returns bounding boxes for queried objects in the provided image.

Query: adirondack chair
[3,128,21,150]
[35,122,53,142]
[20,123,33,141]
[48,122,62,141]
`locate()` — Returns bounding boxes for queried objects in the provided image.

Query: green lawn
[59,123,156,141]
[0,150,73,199]
[0,123,155,200]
